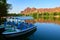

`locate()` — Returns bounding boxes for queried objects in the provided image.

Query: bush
[0,18,6,25]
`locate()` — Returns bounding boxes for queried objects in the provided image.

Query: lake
[1,17,60,40]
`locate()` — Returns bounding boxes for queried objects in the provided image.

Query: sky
[7,0,60,13]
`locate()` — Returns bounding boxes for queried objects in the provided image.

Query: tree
[53,12,57,16]
[0,0,11,24]
[0,0,11,17]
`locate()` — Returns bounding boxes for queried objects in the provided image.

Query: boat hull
[0,28,5,34]
[2,26,36,38]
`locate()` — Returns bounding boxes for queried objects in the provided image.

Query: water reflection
[33,22,60,40]
[1,17,60,40]
[25,17,60,40]
[26,17,60,24]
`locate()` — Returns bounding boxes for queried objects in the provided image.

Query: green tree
[0,0,11,16]
[0,0,11,24]
[53,12,58,16]
[32,13,37,19]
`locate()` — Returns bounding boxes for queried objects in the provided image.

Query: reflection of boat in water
[0,16,37,38]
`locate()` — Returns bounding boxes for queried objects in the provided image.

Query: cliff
[21,7,60,15]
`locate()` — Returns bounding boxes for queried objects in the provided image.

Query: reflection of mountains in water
[26,17,60,24]
[0,28,37,40]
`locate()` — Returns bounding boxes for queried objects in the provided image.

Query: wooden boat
[1,16,36,38]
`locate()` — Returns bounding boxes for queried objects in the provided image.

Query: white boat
[1,16,36,38]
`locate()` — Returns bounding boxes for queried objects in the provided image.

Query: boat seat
[7,21,12,25]
[29,23,33,27]
[17,22,22,29]
[21,25,27,30]
[17,22,27,30]
[4,21,7,26]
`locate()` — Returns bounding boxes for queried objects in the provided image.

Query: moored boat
[0,16,37,38]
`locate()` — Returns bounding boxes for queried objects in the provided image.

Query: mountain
[21,7,60,15]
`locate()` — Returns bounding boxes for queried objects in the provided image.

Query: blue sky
[7,0,60,13]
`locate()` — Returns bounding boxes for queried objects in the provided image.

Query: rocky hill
[21,7,60,15]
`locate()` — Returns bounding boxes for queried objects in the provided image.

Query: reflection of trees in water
[26,17,60,24]
[43,17,49,20]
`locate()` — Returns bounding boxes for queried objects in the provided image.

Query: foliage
[7,13,24,16]
[0,0,11,24]
[31,13,38,19]
[0,0,11,16]
[23,12,60,19]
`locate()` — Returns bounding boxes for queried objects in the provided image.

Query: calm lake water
[1,17,60,40]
